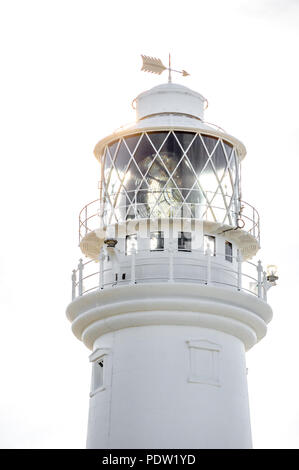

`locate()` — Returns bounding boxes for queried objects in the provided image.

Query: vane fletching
[141,55,167,75]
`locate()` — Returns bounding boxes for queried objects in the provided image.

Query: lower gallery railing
[71,250,268,302]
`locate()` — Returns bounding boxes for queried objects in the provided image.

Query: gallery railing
[79,190,260,243]
[71,249,267,302]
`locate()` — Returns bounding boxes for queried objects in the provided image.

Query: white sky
[0,0,298,448]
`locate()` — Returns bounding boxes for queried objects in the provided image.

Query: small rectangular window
[93,358,104,391]
[125,234,137,255]
[204,235,216,256]
[225,241,233,262]
[178,232,192,252]
[150,231,164,251]
[89,348,110,397]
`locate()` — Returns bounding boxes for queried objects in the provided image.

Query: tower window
[225,241,233,262]
[150,231,164,251]
[93,357,104,392]
[125,234,137,255]
[89,348,110,397]
[204,235,216,256]
[178,232,191,252]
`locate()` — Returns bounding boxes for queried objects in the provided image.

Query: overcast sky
[0,0,298,448]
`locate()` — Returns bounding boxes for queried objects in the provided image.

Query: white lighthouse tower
[66,60,275,449]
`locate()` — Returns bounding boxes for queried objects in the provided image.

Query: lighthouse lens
[103,131,239,224]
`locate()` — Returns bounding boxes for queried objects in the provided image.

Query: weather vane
[141,54,190,83]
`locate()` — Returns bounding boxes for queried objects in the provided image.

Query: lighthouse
[66,60,275,449]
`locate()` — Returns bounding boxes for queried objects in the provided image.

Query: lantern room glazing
[101,130,240,226]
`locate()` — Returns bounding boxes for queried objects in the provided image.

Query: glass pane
[135,153,156,178]
[134,134,156,172]
[146,131,169,152]
[144,156,169,194]
[200,161,219,196]
[150,231,164,251]
[172,157,196,198]
[108,140,119,161]
[174,131,196,151]
[228,149,237,181]
[150,191,168,218]
[163,184,184,207]
[204,235,216,255]
[107,166,122,196]
[212,141,226,173]
[114,140,131,175]
[223,140,233,160]
[221,172,233,198]
[126,234,137,255]
[125,134,141,154]
[124,158,143,195]
[159,132,183,165]
[185,184,204,204]
[104,149,113,184]
[202,135,218,155]
[178,231,192,252]
[186,135,209,176]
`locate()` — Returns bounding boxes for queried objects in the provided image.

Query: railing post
[85,206,88,236]
[72,269,76,300]
[168,245,174,283]
[257,260,263,298]
[237,251,242,291]
[99,250,104,290]
[78,258,83,296]
[206,245,211,284]
[263,271,268,301]
[134,190,137,217]
[130,247,136,285]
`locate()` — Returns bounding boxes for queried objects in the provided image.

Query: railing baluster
[257,260,263,298]
[263,271,267,301]
[85,206,88,236]
[206,246,211,284]
[130,248,136,285]
[72,269,77,300]
[78,258,83,296]
[134,190,137,217]
[71,248,267,299]
[237,251,242,291]
[99,250,104,290]
[168,245,174,283]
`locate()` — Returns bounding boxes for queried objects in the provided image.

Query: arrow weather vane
[141,54,190,83]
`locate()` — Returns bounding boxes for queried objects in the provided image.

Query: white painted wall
[87,325,252,449]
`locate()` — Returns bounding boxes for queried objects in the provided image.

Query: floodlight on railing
[266,265,278,283]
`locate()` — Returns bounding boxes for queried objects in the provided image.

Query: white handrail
[79,191,260,243]
[71,249,265,301]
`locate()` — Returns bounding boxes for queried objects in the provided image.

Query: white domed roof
[135,83,207,121]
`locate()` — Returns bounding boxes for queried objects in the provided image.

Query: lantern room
[100,130,240,227]
[79,83,259,262]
